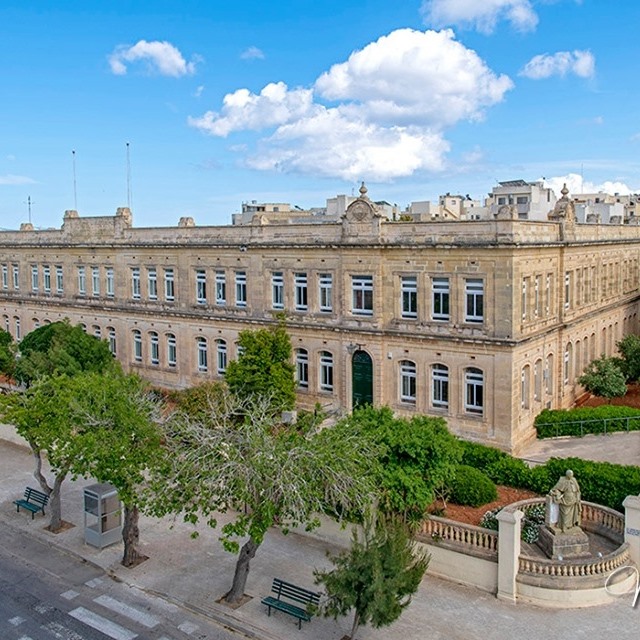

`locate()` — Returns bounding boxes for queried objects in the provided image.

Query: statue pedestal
[537,525,590,560]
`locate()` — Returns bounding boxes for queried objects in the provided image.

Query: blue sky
[1,0,638,229]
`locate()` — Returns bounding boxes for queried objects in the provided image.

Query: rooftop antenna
[24,196,34,224]
[72,149,78,211]
[126,141,132,209]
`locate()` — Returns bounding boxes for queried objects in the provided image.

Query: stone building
[1,185,638,454]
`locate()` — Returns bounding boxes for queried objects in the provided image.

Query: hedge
[449,465,497,507]
[459,441,640,512]
[535,405,640,438]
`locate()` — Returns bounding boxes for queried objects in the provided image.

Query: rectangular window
[12,264,19,290]
[465,369,484,415]
[521,278,527,321]
[131,267,141,299]
[133,331,142,362]
[318,273,333,312]
[545,273,551,316]
[272,272,284,309]
[56,265,64,294]
[351,275,373,316]
[294,272,308,311]
[43,265,51,293]
[216,341,227,374]
[92,266,100,296]
[31,265,38,292]
[77,266,86,295]
[197,339,208,372]
[164,268,175,301]
[235,271,247,307]
[401,275,417,319]
[432,277,450,321]
[196,270,207,304]
[215,271,226,305]
[108,328,117,355]
[148,268,158,300]
[465,278,484,323]
[1,264,7,289]
[106,267,114,297]
[564,271,571,309]
[150,333,159,365]
[534,275,541,318]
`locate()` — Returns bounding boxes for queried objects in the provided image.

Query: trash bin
[83,482,122,549]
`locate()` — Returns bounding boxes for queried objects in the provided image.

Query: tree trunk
[349,610,361,640]
[121,504,146,567]
[224,537,260,604]
[32,448,52,495]
[48,473,65,532]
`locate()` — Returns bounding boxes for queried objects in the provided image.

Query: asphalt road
[0,522,251,640]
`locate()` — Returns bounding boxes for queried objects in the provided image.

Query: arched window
[92,325,101,339]
[521,365,530,409]
[149,331,159,365]
[464,367,484,415]
[13,316,21,340]
[196,337,208,372]
[546,353,554,396]
[399,360,416,404]
[132,330,142,362]
[107,327,116,355]
[431,364,449,409]
[534,359,543,402]
[575,340,581,377]
[32,318,40,330]
[564,343,572,384]
[216,339,227,374]
[167,333,176,368]
[319,351,334,392]
[3,315,10,333]
[295,349,309,388]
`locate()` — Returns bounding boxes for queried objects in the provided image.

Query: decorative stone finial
[561,183,569,198]
[178,216,195,228]
[359,181,368,197]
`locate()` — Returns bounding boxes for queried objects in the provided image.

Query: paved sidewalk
[1,430,639,640]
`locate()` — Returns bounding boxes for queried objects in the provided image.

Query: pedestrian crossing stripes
[93,594,161,628]
[68,607,138,640]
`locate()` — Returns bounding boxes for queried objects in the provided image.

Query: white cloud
[421,0,538,34]
[240,46,265,60]
[193,85,205,98]
[109,40,198,77]
[544,174,637,197]
[188,82,315,137]
[315,29,512,127]
[189,29,512,181]
[0,174,35,185]
[520,50,595,79]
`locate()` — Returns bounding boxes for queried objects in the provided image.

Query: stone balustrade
[419,516,498,559]
[519,544,630,578]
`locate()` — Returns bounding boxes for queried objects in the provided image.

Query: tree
[617,334,640,382]
[314,516,429,640]
[58,370,164,566]
[343,406,461,521]
[0,328,15,377]
[578,356,627,403]
[152,391,376,604]
[224,322,296,413]
[0,370,163,562]
[15,320,114,385]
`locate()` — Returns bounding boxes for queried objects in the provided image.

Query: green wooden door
[352,350,373,408]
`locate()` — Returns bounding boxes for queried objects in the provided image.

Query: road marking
[61,590,80,600]
[69,607,137,640]
[35,603,54,614]
[44,621,86,640]
[84,578,104,588]
[9,616,25,625]
[93,594,160,628]
[178,620,199,635]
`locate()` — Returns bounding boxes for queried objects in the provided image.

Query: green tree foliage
[15,320,114,385]
[168,381,228,421]
[314,517,429,640]
[578,356,627,402]
[224,322,295,412]
[152,391,376,603]
[0,328,16,377]
[343,406,461,520]
[449,465,497,507]
[617,334,640,382]
[0,371,163,561]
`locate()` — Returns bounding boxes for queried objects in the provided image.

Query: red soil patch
[581,382,640,409]
[430,485,539,527]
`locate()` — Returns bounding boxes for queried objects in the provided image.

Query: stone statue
[549,470,582,533]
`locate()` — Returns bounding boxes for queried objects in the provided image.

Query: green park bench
[14,487,49,519]
[261,577,321,630]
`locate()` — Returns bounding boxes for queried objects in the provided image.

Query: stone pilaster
[497,509,524,603]
[623,495,640,566]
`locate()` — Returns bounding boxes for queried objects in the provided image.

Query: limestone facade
[1,189,639,454]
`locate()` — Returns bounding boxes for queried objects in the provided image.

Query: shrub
[449,465,497,507]
[480,507,500,531]
[535,406,640,438]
